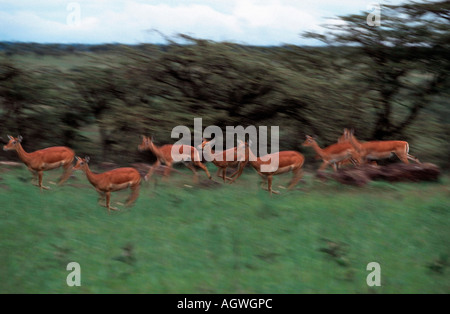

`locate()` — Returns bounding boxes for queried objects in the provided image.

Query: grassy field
[0,164,448,294]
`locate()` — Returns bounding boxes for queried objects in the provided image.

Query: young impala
[73,156,141,214]
[3,135,75,190]
[138,135,211,182]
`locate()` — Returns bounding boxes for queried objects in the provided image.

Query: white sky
[0,0,411,45]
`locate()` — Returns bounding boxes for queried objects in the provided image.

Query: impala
[73,156,141,213]
[343,129,420,164]
[198,138,247,183]
[230,141,305,195]
[313,129,354,168]
[138,135,211,182]
[302,135,361,171]
[3,135,75,190]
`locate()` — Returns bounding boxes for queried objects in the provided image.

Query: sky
[0,0,410,46]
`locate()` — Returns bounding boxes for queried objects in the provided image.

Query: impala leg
[222,166,234,182]
[332,163,338,172]
[125,184,140,207]
[222,167,227,182]
[29,168,38,186]
[106,192,111,214]
[228,161,247,184]
[266,175,280,195]
[287,168,303,190]
[395,152,410,164]
[318,161,330,171]
[38,171,50,190]
[105,192,119,213]
[407,154,421,164]
[217,167,231,182]
[349,158,358,166]
[58,163,73,186]
[351,151,362,165]
[194,161,211,180]
[162,162,172,181]
[185,162,199,183]
[145,160,160,181]
[259,173,268,189]
[97,190,106,207]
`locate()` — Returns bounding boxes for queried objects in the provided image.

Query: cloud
[0,0,407,45]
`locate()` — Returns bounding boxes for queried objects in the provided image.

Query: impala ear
[75,156,80,161]
[17,135,23,143]
[85,156,90,163]
[7,135,13,140]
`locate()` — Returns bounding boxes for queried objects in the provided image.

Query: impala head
[343,128,355,142]
[338,128,350,143]
[302,135,317,147]
[73,156,90,171]
[197,138,215,150]
[237,139,249,149]
[138,135,156,152]
[3,135,23,151]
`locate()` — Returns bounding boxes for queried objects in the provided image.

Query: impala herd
[2,129,421,213]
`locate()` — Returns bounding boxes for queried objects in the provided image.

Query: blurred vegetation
[0,0,449,169]
[0,0,449,295]
[0,166,448,293]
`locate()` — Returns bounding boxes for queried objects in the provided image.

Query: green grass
[0,166,449,293]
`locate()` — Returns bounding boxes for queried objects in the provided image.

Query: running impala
[343,129,420,164]
[3,135,75,190]
[138,135,211,182]
[73,156,141,214]
[198,138,247,183]
[302,135,361,172]
[230,141,305,195]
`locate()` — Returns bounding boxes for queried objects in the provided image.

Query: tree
[304,0,450,139]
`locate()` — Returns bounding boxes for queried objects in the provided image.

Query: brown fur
[230,142,305,195]
[3,135,75,190]
[199,139,247,183]
[73,157,141,214]
[344,129,420,164]
[138,136,211,182]
[302,135,361,172]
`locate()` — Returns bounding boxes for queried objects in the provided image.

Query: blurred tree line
[0,0,449,168]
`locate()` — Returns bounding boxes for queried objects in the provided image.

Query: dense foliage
[0,1,448,168]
